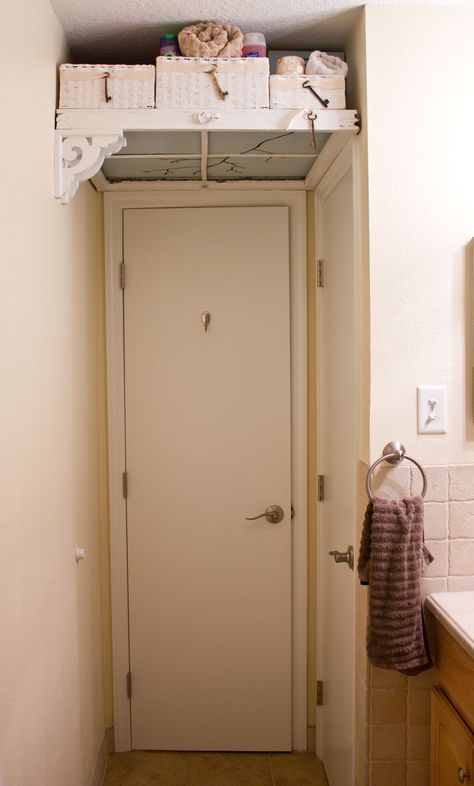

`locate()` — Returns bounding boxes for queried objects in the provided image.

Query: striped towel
[357,496,433,675]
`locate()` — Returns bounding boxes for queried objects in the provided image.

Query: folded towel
[306,50,348,78]
[357,496,433,675]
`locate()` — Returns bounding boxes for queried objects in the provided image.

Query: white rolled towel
[306,51,348,78]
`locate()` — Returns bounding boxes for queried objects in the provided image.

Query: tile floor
[103,751,329,786]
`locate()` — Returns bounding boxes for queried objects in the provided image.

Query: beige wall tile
[406,669,435,690]
[449,501,474,538]
[447,576,474,590]
[424,540,448,577]
[370,725,407,760]
[369,689,407,725]
[407,689,430,725]
[407,724,430,760]
[449,465,474,501]
[423,502,448,539]
[449,540,474,575]
[407,760,430,786]
[370,664,407,689]
[421,576,447,599]
[369,760,406,786]
[412,466,448,501]
[370,465,411,500]
[356,753,369,786]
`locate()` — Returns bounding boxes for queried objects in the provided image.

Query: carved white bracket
[55,130,126,204]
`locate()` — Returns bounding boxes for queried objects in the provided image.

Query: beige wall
[353,7,474,785]
[0,2,109,785]
[346,7,371,466]
[365,5,474,466]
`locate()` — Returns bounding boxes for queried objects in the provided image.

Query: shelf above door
[55,108,359,203]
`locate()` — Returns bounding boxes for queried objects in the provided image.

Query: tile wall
[355,462,474,786]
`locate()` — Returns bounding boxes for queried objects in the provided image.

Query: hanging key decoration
[201,311,211,332]
[205,66,229,101]
[102,72,112,102]
[308,111,318,150]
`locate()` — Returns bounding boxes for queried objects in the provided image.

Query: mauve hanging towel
[357,496,434,675]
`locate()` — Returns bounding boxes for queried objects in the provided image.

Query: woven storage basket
[269,74,345,110]
[59,64,155,109]
[156,57,269,110]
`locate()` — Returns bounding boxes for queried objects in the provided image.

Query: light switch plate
[417,385,447,434]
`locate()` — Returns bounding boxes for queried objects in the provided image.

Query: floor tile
[187,752,272,786]
[104,751,186,785]
[270,753,328,786]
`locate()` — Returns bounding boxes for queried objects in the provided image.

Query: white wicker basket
[269,74,346,110]
[155,57,269,110]
[59,64,155,109]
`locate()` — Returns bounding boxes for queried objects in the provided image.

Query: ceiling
[50,0,461,63]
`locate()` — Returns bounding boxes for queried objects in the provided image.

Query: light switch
[417,386,447,434]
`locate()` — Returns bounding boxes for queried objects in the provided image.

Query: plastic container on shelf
[159,34,180,57]
[242,33,266,58]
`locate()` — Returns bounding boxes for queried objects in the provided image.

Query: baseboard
[90,728,114,786]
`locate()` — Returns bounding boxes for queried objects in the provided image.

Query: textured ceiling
[50,0,463,64]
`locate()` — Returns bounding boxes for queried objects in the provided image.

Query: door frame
[104,190,308,752]
[313,140,357,777]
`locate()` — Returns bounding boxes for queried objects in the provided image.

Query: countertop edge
[425,594,474,661]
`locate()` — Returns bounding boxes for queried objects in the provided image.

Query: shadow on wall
[67,8,363,64]
[464,239,474,443]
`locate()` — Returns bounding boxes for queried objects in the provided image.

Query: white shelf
[56,108,358,133]
[54,108,359,203]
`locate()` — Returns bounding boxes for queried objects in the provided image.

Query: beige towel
[358,496,433,675]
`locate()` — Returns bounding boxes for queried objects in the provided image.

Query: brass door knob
[245,505,284,524]
[329,545,354,571]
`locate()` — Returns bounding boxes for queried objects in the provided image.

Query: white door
[123,206,292,751]
[316,169,356,784]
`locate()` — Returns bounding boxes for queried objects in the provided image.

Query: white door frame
[104,189,308,752]
[313,140,357,777]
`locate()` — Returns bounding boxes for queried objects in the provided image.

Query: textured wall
[356,462,474,786]
[365,5,474,465]
[355,6,474,784]
[0,1,108,784]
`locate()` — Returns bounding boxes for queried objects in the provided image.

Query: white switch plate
[417,386,447,434]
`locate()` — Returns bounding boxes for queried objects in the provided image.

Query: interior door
[123,206,292,751]
[316,169,356,784]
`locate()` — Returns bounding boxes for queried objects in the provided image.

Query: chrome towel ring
[366,441,428,501]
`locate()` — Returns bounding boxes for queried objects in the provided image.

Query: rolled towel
[178,22,243,58]
[276,56,305,75]
[306,50,348,78]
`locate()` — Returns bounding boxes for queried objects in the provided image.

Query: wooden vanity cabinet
[431,687,474,786]
[431,620,474,786]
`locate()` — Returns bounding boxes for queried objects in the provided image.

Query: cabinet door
[431,687,474,786]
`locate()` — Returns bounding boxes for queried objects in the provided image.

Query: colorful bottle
[242,33,266,58]
[159,34,180,57]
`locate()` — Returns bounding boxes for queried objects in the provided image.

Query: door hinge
[126,671,132,699]
[120,262,126,290]
[316,680,324,706]
[122,471,128,499]
[317,475,325,502]
[317,259,324,288]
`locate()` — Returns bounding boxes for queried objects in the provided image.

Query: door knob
[245,505,284,524]
[458,768,470,783]
[329,545,354,570]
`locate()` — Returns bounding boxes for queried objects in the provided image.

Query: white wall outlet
[417,386,447,434]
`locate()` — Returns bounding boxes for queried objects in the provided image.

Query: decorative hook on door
[201,311,211,332]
